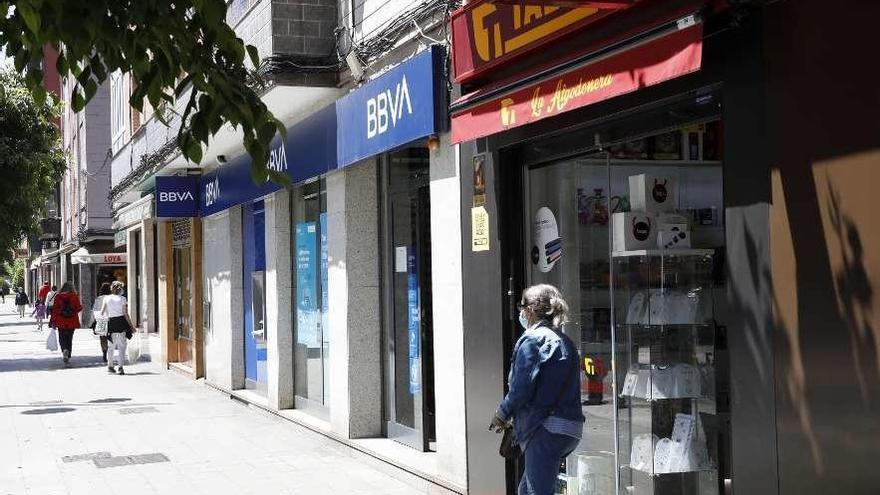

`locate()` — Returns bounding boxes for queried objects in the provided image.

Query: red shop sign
[450,24,703,144]
[451,1,633,83]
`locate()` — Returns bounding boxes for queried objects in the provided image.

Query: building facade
[452,1,880,494]
[28,57,122,321]
[105,1,880,495]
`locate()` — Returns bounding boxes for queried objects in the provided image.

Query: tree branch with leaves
[0,0,287,184]
[0,69,65,263]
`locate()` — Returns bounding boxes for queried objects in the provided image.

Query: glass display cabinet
[613,249,720,495]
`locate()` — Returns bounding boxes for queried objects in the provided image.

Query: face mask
[518,310,530,330]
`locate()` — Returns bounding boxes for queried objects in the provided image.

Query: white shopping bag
[127,330,141,363]
[46,327,58,351]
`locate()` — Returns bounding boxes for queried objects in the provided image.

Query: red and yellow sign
[451,24,703,144]
[451,1,629,82]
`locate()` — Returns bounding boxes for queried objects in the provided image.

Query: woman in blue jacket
[490,284,585,495]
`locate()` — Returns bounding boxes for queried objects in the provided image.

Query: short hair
[99,282,112,296]
[51,285,57,290]
[111,281,125,294]
[520,284,570,328]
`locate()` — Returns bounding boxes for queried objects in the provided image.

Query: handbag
[93,312,109,337]
[498,329,580,460]
[499,426,521,459]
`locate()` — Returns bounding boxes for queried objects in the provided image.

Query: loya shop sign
[451,24,704,143]
[155,176,200,218]
[336,45,446,169]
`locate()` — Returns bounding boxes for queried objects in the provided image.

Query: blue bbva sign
[200,105,337,217]
[198,46,445,216]
[336,45,446,168]
[155,176,200,217]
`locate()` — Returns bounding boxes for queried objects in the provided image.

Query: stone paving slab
[0,302,423,495]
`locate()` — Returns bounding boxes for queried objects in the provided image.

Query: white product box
[629,174,678,213]
[612,212,657,252]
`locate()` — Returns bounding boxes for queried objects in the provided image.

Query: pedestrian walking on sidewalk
[51,282,83,365]
[46,285,58,328]
[99,281,134,375]
[14,288,29,318]
[37,281,51,304]
[91,283,111,363]
[31,300,46,331]
[489,284,584,495]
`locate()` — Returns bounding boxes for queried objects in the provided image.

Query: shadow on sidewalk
[0,355,113,373]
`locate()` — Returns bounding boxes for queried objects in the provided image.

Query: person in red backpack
[51,282,83,365]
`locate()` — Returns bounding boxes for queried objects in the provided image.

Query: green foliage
[0,0,285,175]
[3,260,25,290]
[0,69,65,261]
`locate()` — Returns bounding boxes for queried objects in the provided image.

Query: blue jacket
[497,321,585,445]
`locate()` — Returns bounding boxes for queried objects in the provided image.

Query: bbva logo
[366,75,413,139]
[205,177,221,207]
[159,191,195,202]
[268,143,288,172]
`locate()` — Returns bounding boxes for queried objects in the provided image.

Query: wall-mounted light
[426,135,440,151]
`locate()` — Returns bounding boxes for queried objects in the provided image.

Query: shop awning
[70,248,127,265]
[450,17,704,144]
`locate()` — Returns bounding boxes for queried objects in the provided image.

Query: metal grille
[171,219,191,247]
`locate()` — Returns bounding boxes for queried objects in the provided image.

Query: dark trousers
[518,427,580,495]
[58,328,75,353]
[100,335,109,361]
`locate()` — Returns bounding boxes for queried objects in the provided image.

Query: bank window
[292,179,329,416]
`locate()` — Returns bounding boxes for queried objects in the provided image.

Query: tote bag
[93,311,109,336]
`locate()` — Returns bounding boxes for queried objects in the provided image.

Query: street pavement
[0,300,421,495]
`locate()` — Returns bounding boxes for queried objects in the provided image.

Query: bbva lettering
[159,191,195,202]
[366,75,413,139]
[268,144,288,172]
[205,177,221,207]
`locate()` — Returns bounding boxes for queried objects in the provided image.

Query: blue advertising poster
[295,222,319,347]
[319,213,329,346]
[336,45,445,169]
[407,247,421,395]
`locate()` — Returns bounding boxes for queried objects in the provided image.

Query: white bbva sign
[366,75,413,139]
[204,176,221,207]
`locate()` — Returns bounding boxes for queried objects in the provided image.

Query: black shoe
[117,367,125,375]
[107,366,116,374]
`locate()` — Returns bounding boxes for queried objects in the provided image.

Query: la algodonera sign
[450,24,703,143]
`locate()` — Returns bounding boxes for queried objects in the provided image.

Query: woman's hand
[488,411,508,433]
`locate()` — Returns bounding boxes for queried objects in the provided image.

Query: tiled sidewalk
[0,301,421,495]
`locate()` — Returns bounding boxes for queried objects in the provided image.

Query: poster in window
[319,213,329,346]
[407,247,421,394]
[295,222,319,347]
[532,207,562,273]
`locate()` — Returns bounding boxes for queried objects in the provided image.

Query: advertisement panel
[295,222,319,348]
